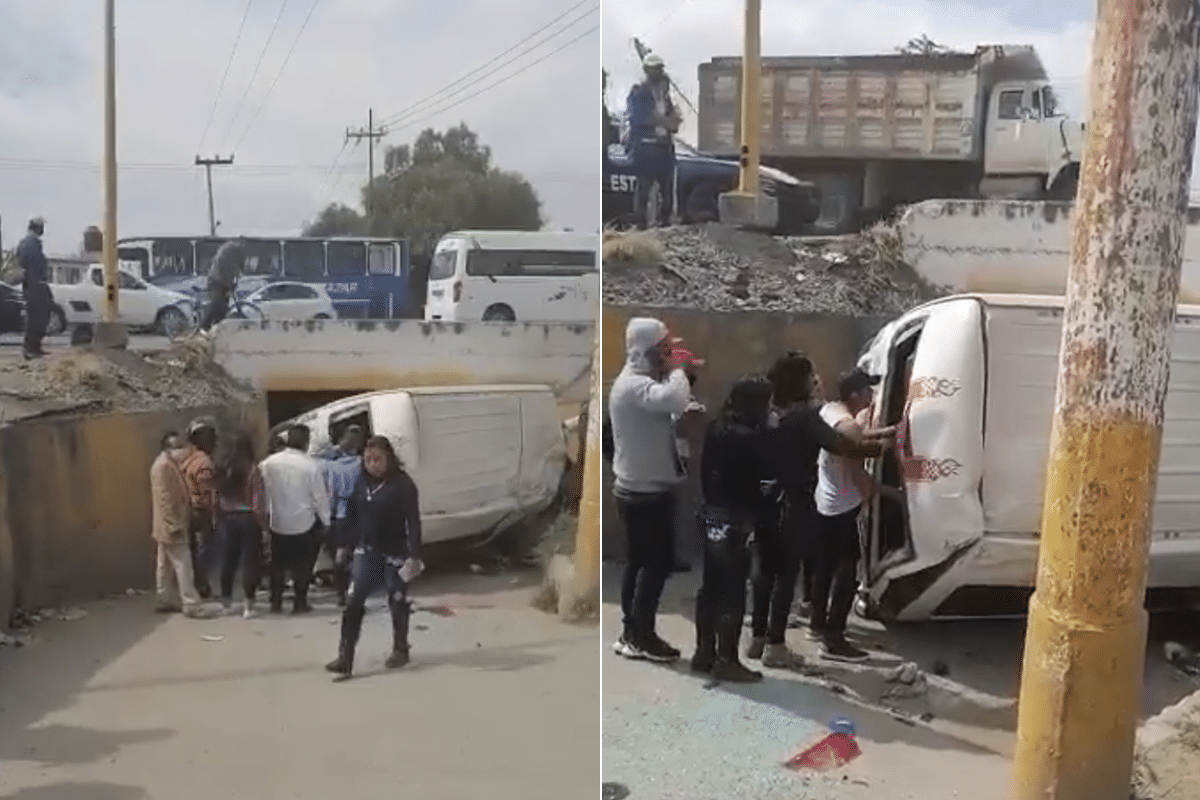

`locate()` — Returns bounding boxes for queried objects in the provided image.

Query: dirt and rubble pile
[0,337,256,416]
[603,223,945,316]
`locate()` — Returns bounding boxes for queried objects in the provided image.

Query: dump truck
[697,45,1085,234]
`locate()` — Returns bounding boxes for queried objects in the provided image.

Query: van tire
[684,182,722,224]
[482,305,516,322]
[46,306,67,337]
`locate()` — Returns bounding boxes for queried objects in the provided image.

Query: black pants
[615,490,675,642]
[326,518,351,600]
[22,282,50,354]
[200,282,231,330]
[219,511,263,602]
[188,513,216,598]
[810,506,863,638]
[634,162,674,228]
[268,526,320,610]
[751,505,807,644]
[694,510,752,660]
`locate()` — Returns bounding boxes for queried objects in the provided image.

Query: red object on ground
[783,732,862,771]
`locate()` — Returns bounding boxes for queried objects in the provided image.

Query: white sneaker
[242,601,257,620]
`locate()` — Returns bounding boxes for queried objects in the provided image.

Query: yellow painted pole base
[1011,591,1148,800]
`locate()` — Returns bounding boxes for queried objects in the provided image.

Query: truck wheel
[684,182,722,224]
[1048,164,1079,201]
[482,304,516,322]
[807,174,862,235]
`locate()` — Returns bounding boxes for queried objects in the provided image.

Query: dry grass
[602,228,665,266]
[855,220,905,268]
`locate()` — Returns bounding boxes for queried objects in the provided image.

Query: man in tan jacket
[151,430,213,618]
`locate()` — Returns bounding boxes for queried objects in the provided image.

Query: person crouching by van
[326,435,423,680]
[749,353,889,668]
[180,418,220,600]
[322,425,366,607]
[259,424,331,614]
[608,317,696,663]
[215,433,266,618]
[811,369,900,661]
[691,375,775,683]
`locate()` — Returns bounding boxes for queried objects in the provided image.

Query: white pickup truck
[47,261,194,336]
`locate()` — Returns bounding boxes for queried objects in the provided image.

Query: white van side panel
[517,392,569,508]
[1155,316,1200,536]
[980,305,1062,533]
[904,298,986,558]
[411,392,523,542]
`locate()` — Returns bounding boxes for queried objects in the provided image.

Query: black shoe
[636,636,680,663]
[712,658,764,683]
[672,561,692,573]
[821,637,869,662]
[384,648,410,669]
[650,634,681,659]
[269,602,284,614]
[689,652,714,674]
[291,602,312,615]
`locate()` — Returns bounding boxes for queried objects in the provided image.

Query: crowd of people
[607,316,899,683]
[149,419,424,680]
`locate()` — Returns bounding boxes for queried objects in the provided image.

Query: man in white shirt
[259,423,331,614]
[811,369,897,661]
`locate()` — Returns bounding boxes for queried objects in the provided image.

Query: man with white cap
[608,316,699,662]
[625,54,682,228]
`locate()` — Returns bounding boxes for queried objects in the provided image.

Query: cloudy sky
[1,0,600,254]
[604,0,1100,162]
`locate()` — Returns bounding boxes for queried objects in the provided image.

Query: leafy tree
[304,123,543,258]
[897,35,951,56]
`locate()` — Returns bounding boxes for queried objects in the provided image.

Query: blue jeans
[347,547,408,606]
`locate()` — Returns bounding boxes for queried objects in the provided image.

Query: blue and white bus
[115,235,413,319]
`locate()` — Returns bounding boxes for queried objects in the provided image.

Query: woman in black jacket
[690,374,775,683]
[325,435,423,680]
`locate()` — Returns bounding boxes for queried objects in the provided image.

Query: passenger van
[424,230,599,323]
[857,294,1200,621]
[283,385,567,544]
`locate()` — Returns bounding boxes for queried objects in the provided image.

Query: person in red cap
[608,317,698,662]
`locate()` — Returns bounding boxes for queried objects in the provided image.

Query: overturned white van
[857,294,1200,621]
[283,385,567,545]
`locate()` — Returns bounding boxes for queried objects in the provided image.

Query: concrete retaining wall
[600,305,888,560]
[0,401,268,627]
[897,199,1200,302]
[211,319,595,403]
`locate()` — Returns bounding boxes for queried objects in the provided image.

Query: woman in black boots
[690,375,775,683]
[325,435,423,680]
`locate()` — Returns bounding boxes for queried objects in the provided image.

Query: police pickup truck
[602,139,821,234]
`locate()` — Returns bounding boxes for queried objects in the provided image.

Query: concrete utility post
[717,0,778,231]
[195,155,234,236]
[567,313,602,617]
[1010,2,1200,799]
[345,109,386,221]
[95,0,128,348]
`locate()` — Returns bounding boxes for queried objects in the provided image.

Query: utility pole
[345,109,386,220]
[566,309,602,619]
[1010,2,1200,799]
[95,0,127,348]
[194,155,234,236]
[716,0,777,230]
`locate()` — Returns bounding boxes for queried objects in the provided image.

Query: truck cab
[982,79,1086,200]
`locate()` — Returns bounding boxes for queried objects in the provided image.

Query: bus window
[243,240,283,276]
[327,240,367,276]
[283,240,325,280]
[367,244,396,275]
[195,240,221,276]
[153,238,195,277]
[428,248,458,280]
[117,246,150,280]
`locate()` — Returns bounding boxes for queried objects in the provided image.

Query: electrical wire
[197,0,257,153]
[384,23,599,136]
[374,0,598,129]
[229,0,322,154]
[216,0,292,149]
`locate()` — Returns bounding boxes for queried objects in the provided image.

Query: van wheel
[482,305,516,322]
[313,313,331,319]
[46,306,67,336]
[684,182,722,224]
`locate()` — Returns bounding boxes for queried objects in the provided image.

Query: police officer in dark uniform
[200,238,247,331]
[625,54,681,228]
[15,217,51,360]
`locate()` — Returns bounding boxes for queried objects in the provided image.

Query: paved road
[602,567,1200,799]
[0,569,599,800]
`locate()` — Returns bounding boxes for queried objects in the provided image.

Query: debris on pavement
[882,661,929,700]
[783,720,862,772]
[1164,641,1200,677]
[201,635,225,642]
[602,223,945,315]
[1133,685,1200,800]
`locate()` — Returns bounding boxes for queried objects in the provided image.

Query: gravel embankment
[603,224,944,316]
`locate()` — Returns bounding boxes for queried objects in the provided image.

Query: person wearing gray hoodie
[608,316,693,662]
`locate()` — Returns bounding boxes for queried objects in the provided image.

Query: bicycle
[173,279,265,339]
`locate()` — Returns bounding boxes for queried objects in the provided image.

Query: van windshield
[428,248,459,281]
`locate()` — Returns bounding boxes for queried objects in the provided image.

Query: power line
[375,1,598,129]
[197,0,257,153]
[217,0,292,150]
[385,23,600,136]
[229,0,322,154]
